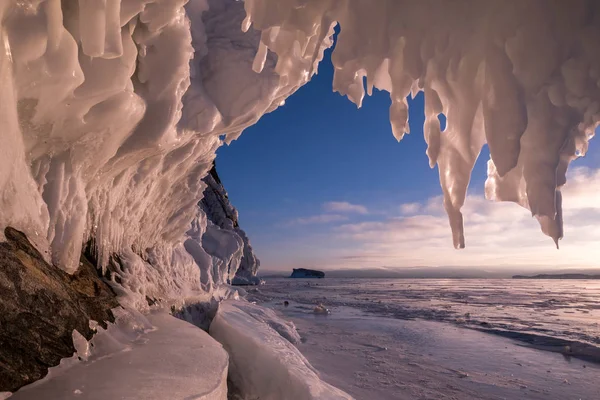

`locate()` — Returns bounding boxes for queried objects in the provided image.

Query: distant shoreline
[513,274,600,280]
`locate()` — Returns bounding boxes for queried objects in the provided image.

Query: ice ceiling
[0,0,599,302]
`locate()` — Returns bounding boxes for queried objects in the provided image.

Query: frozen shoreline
[6,300,353,400]
[250,278,600,364]
[252,279,600,399]
[267,302,599,400]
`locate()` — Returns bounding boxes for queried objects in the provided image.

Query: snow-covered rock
[0,227,118,392]
[11,312,229,400]
[209,300,353,400]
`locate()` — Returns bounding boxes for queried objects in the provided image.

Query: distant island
[290,268,325,279]
[513,273,600,280]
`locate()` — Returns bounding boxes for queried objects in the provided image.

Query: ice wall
[1,0,599,309]
[0,0,328,305]
[244,0,600,248]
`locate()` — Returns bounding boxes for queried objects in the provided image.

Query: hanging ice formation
[0,0,599,304]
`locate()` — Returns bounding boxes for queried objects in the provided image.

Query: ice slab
[10,312,228,400]
[209,300,353,400]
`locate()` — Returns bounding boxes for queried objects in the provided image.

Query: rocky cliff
[201,165,261,286]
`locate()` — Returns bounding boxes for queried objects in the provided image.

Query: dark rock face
[290,268,325,279]
[0,227,119,392]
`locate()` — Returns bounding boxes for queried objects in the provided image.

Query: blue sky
[216,41,600,272]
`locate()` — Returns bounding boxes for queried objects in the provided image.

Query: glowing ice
[0,0,327,304]
[0,0,599,309]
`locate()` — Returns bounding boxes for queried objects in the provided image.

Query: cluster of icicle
[0,0,329,306]
[244,0,600,248]
[0,0,599,306]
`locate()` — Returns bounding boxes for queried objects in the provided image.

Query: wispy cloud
[327,167,600,269]
[399,202,421,215]
[322,201,368,214]
[288,214,349,225]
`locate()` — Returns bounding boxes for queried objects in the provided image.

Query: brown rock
[0,227,119,392]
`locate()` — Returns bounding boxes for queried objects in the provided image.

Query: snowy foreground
[5,301,351,400]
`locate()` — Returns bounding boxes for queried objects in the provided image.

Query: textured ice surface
[274,302,600,400]
[253,278,600,364]
[1,0,599,310]
[0,0,312,305]
[210,300,353,400]
[10,310,228,400]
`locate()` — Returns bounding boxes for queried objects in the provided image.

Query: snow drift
[1,0,599,307]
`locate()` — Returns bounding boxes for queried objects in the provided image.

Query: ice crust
[210,300,353,400]
[0,0,599,308]
[10,310,229,400]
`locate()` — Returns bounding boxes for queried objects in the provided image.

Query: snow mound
[210,300,353,400]
[10,311,229,400]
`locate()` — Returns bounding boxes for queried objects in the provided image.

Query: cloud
[327,167,600,269]
[322,201,368,214]
[288,214,349,225]
[399,202,421,215]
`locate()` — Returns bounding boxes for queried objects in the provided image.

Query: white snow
[10,309,229,400]
[1,0,599,310]
[209,300,353,400]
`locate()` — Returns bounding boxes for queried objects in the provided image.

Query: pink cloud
[322,201,368,214]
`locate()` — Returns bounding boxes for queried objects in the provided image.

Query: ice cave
[1,0,599,398]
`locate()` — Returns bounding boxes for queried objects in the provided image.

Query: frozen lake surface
[250,278,600,399]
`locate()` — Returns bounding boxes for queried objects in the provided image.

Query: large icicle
[243,0,600,248]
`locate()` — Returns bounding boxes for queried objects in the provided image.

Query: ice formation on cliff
[1,0,599,306]
[0,0,316,305]
[200,166,261,286]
